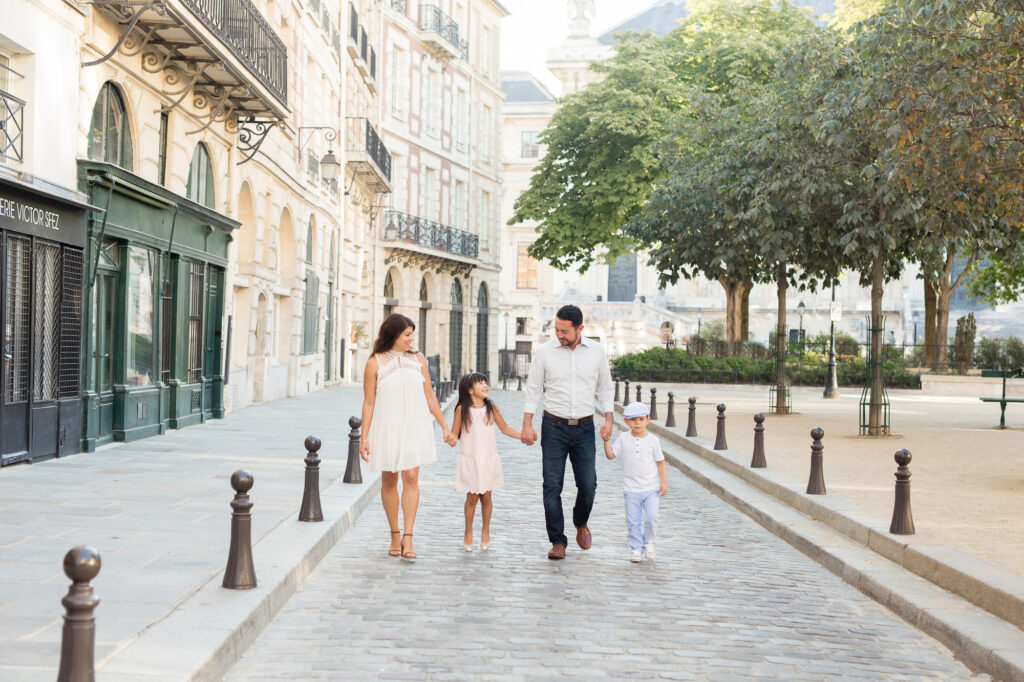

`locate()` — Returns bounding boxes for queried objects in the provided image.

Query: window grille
[32,242,60,402]
[160,259,174,384]
[187,261,205,383]
[4,235,30,403]
[58,248,83,398]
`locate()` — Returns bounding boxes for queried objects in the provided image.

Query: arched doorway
[449,279,463,379]
[476,283,489,378]
[383,271,395,318]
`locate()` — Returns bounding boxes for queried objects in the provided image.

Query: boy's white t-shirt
[612,432,664,493]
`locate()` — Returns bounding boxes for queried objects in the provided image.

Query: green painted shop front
[78,161,237,452]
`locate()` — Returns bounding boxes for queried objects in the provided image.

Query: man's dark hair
[556,304,584,328]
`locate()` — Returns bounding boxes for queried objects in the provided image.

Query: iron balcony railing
[383,209,479,259]
[0,88,25,163]
[390,0,406,15]
[419,4,462,51]
[180,0,288,105]
[345,117,392,181]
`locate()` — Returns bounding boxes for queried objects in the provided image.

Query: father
[521,305,614,560]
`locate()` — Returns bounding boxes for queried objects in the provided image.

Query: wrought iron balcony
[0,88,24,164]
[345,117,391,192]
[383,209,479,259]
[389,0,407,16]
[180,0,288,105]
[418,4,465,61]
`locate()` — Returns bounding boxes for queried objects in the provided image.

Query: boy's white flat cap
[623,402,649,419]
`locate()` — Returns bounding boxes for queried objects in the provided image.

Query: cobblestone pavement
[226,390,978,681]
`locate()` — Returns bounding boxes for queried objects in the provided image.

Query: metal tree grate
[4,235,30,403]
[859,318,891,435]
[33,242,60,401]
[59,248,83,398]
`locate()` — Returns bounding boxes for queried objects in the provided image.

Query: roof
[500,71,556,103]
[597,0,838,45]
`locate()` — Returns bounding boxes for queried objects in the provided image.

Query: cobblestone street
[226,390,977,680]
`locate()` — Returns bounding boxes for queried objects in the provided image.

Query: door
[202,265,220,415]
[29,241,61,459]
[324,282,334,380]
[1,233,30,462]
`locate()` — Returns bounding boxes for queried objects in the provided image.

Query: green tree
[828,0,886,31]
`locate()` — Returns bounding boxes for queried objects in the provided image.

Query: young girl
[449,372,520,551]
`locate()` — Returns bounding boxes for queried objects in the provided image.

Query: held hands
[443,430,457,447]
[520,424,537,446]
[599,418,613,442]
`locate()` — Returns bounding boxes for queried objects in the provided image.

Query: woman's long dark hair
[456,372,493,435]
[372,313,416,356]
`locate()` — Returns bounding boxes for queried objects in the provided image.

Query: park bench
[979,367,1024,428]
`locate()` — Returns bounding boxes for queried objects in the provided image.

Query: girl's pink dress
[454,405,504,493]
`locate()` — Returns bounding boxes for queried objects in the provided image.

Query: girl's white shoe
[480,542,490,551]
[463,543,473,552]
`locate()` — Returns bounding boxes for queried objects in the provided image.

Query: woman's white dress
[366,351,437,472]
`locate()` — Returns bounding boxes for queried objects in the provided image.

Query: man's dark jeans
[541,416,597,546]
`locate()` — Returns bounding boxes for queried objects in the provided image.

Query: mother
[360,313,452,559]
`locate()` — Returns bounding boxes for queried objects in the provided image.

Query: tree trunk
[935,249,975,370]
[740,285,751,342]
[923,275,936,369]
[719,277,749,344]
[868,240,886,436]
[776,262,789,415]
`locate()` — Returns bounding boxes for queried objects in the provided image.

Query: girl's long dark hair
[372,313,416,356]
[456,372,493,434]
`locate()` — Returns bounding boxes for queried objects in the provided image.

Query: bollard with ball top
[623,379,630,406]
[298,436,323,522]
[686,397,698,437]
[57,546,101,682]
[713,404,728,450]
[806,428,826,495]
[889,449,915,534]
[635,384,642,403]
[751,414,767,468]
[223,469,257,589]
[614,377,620,403]
[665,392,676,427]
[649,387,658,421]
[344,417,363,484]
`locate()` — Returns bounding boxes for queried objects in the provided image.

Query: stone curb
[99,395,458,681]
[608,407,1024,681]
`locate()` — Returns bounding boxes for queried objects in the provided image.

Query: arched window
[476,283,489,376]
[449,279,463,379]
[186,143,215,208]
[88,82,133,169]
[383,271,395,318]
[305,219,314,263]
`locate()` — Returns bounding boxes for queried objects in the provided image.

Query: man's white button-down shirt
[523,336,614,419]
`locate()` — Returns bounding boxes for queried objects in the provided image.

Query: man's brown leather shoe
[576,526,592,550]
[547,544,566,560]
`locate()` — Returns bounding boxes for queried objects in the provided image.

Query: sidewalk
[0,385,383,681]
[623,381,1024,576]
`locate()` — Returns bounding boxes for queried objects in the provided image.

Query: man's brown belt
[543,411,593,426]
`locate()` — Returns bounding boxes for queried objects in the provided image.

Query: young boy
[603,402,668,563]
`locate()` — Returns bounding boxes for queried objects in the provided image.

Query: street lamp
[502,312,511,389]
[824,284,839,399]
[797,300,806,359]
[503,311,511,350]
[297,126,340,181]
[697,310,703,337]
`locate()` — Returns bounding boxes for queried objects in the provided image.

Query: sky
[500,1,647,95]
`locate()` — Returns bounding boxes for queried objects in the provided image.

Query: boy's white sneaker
[643,543,656,560]
[630,550,643,563]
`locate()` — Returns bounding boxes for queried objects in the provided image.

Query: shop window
[126,246,155,386]
[186,143,215,208]
[88,82,133,170]
[32,242,60,401]
[4,235,31,403]
[187,261,205,383]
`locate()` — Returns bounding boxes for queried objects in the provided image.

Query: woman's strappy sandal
[388,530,401,557]
[400,533,417,560]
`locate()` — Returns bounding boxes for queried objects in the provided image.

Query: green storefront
[77,161,237,451]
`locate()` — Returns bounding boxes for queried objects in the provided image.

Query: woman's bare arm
[359,357,378,461]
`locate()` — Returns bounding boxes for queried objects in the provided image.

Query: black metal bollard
[649,387,658,420]
[635,384,642,403]
[223,469,257,589]
[344,417,363,484]
[57,546,101,682]
[806,428,826,495]
[517,376,522,391]
[751,413,767,468]
[665,392,676,427]
[713,404,728,450]
[502,374,508,390]
[889,449,915,534]
[623,379,630,406]
[614,377,620,404]
[298,436,323,522]
[686,397,698,437]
